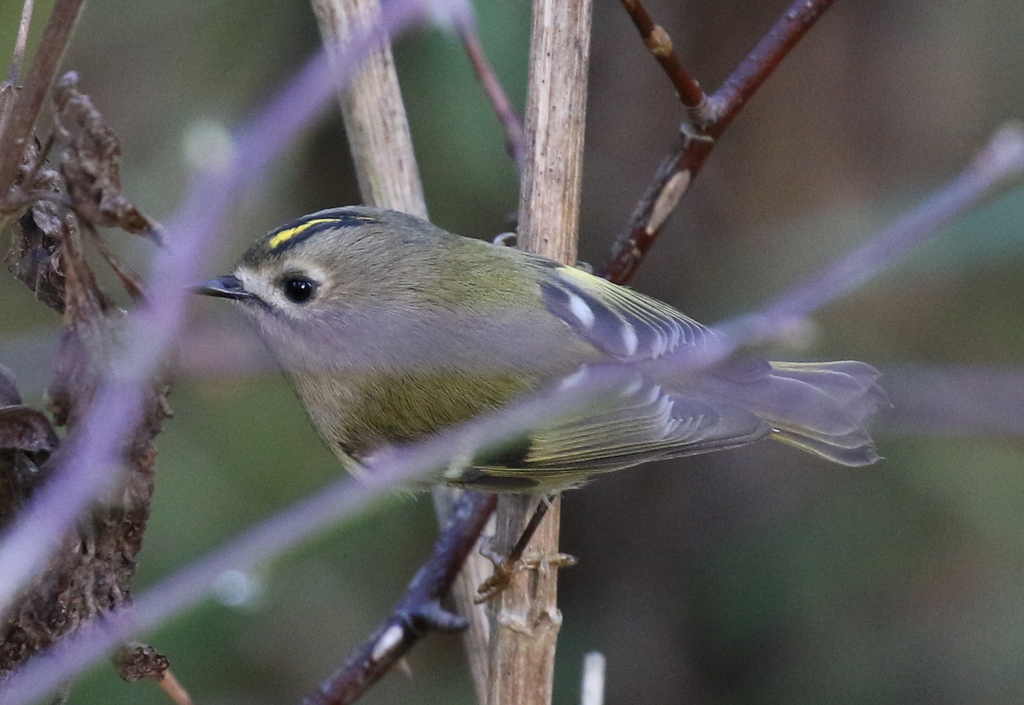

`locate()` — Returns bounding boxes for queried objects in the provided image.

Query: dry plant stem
[310,0,427,218]
[0,0,34,152]
[0,0,36,138]
[7,0,35,84]
[488,0,592,703]
[310,0,493,700]
[617,0,708,120]
[0,0,86,202]
[454,17,526,169]
[157,670,195,705]
[599,0,838,285]
[301,491,497,705]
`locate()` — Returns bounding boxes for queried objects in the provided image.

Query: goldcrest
[198,207,885,491]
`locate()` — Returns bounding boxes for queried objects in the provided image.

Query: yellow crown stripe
[267,219,338,250]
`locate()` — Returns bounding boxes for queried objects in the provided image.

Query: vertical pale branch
[487,0,593,703]
[308,2,493,701]
[310,0,427,218]
[514,0,589,263]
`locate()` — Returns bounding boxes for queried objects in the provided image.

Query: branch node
[404,600,468,633]
[644,25,672,57]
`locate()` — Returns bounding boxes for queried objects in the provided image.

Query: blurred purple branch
[0,0,1019,694]
[12,114,1024,701]
[720,125,1024,343]
[0,0,459,625]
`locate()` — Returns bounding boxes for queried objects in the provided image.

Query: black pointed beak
[194,275,254,301]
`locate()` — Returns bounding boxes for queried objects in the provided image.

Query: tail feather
[696,360,888,467]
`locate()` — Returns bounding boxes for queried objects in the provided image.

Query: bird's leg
[474,494,576,603]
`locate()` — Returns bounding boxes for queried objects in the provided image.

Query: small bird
[198,206,886,491]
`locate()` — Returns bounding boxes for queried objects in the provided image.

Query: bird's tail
[696,360,888,466]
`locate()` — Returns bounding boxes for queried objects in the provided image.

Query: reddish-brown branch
[709,0,837,129]
[599,0,839,285]
[455,16,525,169]
[617,0,709,120]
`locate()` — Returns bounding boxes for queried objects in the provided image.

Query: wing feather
[468,380,771,488]
[540,265,715,360]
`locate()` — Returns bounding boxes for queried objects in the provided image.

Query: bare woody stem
[599,0,838,285]
[297,0,831,701]
[5,121,1021,705]
[486,1,592,705]
[310,0,428,218]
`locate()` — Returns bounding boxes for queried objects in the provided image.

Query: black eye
[282,276,317,304]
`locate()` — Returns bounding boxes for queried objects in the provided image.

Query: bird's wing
[538,264,717,360]
[448,378,771,491]
[438,264,763,491]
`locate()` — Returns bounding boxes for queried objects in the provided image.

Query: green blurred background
[4,0,1024,703]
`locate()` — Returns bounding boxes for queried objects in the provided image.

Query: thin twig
[6,123,1021,705]
[157,670,195,705]
[3,7,1019,705]
[301,491,496,705]
[83,225,146,302]
[709,0,837,128]
[617,0,710,123]
[454,14,525,169]
[0,0,36,141]
[6,0,36,85]
[0,0,86,204]
[599,0,839,285]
